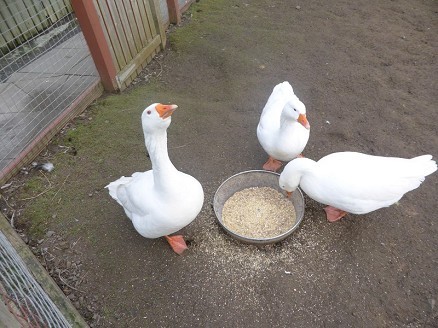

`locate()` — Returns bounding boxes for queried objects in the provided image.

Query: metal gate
[0,0,102,185]
[0,0,168,185]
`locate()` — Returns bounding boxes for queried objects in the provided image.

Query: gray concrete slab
[0,31,100,173]
[0,83,29,115]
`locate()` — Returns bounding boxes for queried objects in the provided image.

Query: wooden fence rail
[73,0,166,91]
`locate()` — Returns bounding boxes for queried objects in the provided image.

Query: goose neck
[144,131,178,187]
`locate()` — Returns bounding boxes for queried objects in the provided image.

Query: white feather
[257,81,310,162]
[279,152,437,215]
[105,103,204,238]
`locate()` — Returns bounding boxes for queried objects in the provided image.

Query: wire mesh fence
[0,0,101,183]
[0,231,71,327]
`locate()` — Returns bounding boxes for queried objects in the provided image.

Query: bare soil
[1,0,437,327]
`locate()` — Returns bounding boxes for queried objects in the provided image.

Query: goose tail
[105,176,132,205]
[260,81,295,118]
[273,81,294,97]
[410,155,437,178]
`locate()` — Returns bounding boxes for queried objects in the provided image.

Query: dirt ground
[1,0,437,327]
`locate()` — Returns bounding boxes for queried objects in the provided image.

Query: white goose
[106,103,204,254]
[279,152,437,222]
[257,81,310,172]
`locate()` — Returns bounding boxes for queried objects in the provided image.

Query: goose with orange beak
[279,152,437,222]
[257,81,310,172]
[106,103,204,254]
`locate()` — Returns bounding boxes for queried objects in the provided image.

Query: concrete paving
[0,32,99,173]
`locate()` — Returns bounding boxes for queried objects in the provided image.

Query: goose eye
[147,110,151,115]
[293,108,297,112]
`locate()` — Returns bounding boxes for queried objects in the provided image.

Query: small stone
[46,231,55,238]
[296,5,301,10]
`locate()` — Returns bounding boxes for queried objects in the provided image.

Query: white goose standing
[279,152,437,222]
[106,103,204,254]
[257,81,310,172]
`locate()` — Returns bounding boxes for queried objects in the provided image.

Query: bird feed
[221,187,296,238]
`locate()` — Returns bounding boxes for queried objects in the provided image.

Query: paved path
[0,32,99,172]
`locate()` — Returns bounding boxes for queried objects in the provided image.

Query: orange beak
[286,191,292,198]
[156,104,178,119]
[298,114,310,129]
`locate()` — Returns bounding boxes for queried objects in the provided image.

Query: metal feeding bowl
[213,170,305,245]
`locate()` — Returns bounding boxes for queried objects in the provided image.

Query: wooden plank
[114,0,139,86]
[22,0,45,33]
[120,1,144,79]
[65,0,73,12]
[71,0,118,91]
[181,0,195,13]
[0,215,91,327]
[149,0,166,49]
[143,0,158,37]
[0,9,16,50]
[93,0,125,71]
[136,0,154,43]
[33,0,51,31]
[0,281,25,327]
[55,0,70,17]
[0,30,9,54]
[129,0,148,48]
[130,0,154,70]
[166,0,181,25]
[0,3,24,45]
[113,0,139,83]
[41,0,57,23]
[14,0,37,39]
[59,0,73,17]
[105,1,135,86]
[142,0,159,57]
[50,0,63,20]
[121,1,142,53]
[105,1,133,69]
[116,34,161,88]
[26,0,45,31]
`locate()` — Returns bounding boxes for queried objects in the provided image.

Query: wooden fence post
[71,0,119,92]
[166,0,181,25]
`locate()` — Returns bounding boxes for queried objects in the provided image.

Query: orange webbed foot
[324,206,348,222]
[262,156,283,172]
[164,235,188,255]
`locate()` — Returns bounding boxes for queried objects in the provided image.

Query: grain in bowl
[221,186,296,239]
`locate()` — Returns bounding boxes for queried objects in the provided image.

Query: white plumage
[106,103,204,253]
[279,152,437,221]
[257,81,310,172]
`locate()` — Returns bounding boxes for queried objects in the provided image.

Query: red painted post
[71,0,119,91]
[166,0,181,25]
